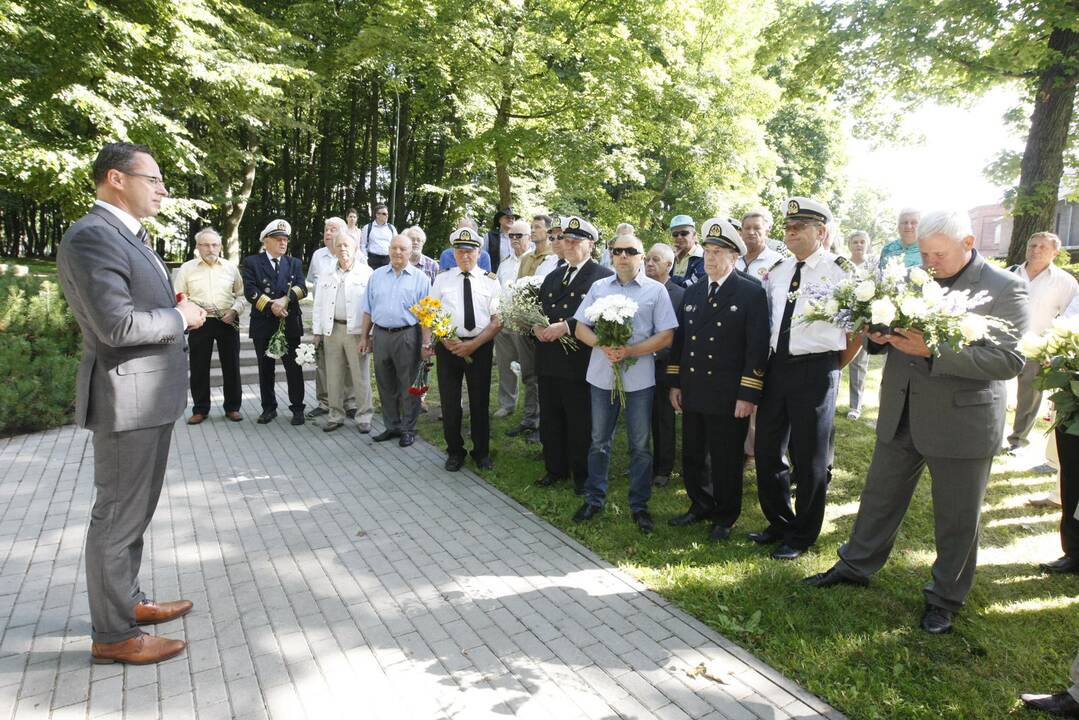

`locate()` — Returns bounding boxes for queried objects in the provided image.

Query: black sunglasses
[610,247,641,257]
[671,230,692,238]
[508,233,526,240]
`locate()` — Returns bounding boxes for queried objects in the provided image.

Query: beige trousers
[324,327,373,424]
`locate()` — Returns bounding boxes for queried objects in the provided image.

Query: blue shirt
[574,269,679,392]
[362,263,431,328]
[439,248,492,272]
[877,239,921,269]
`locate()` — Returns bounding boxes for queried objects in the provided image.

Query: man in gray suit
[804,209,1029,635]
[57,143,206,664]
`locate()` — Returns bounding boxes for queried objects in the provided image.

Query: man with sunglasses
[670,214,706,287]
[534,216,612,493]
[533,216,565,277]
[571,229,679,534]
[752,197,862,560]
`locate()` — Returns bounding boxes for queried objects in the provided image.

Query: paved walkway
[0,382,843,720]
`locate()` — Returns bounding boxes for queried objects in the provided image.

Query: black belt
[333,319,347,324]
[374,324,415,333]
[773,350,839,365]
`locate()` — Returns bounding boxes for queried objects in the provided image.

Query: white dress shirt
[312,261,374,336]
[1017,262,1079,334]
[737,246,784,282]
[430,266,501,338]
[764,246,852,355]
[534,254,562,278]
[496,251,525,290]
[362,222,395,256]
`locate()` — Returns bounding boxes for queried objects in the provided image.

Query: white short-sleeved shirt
[1016,263,1079,334]
[764,246,852,355]
[430,266,501,338]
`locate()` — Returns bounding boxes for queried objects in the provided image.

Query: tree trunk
[368,82,380,213]
[344,81,359,211]
[393,91,412,226]
[1006,26,1079,265]
[221,137,258,260]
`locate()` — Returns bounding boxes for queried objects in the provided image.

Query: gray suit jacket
[57,205,187,433]
[875,253,1029,459]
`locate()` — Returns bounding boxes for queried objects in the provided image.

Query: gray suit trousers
[511,333,539,428]
[87,423,172,642]
[837,408,994,611]
[1008,359,1042,447]
[373,326,421,433]
[494,331,519,412]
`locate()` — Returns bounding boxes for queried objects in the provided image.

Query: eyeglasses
[610,247,641,257]
[671,230,692,238]
[508,233,526,240]
[785,221,821,232]
[123,171,166,188]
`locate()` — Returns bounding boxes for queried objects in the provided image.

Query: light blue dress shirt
[574,269,678,392]
[362,263,431,328]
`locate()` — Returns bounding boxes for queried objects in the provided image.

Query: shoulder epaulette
[835,256,854,272]
[769,258,785,271]
[485,271,498,280]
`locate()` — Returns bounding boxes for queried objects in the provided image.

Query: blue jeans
[584,385,654,512]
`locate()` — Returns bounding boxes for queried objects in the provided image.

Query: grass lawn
[415,353,1079,720]
[0,256,57,278]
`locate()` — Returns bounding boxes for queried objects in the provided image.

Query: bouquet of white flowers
[1020,314,1079,436]
[499,275,577,353]
[295,342,318,368]
[795,258,1012,353]
[264,318,289,360]
[583,294,639,407]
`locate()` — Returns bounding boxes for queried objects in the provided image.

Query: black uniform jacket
[535,259,614,380]
[242,252,307,340]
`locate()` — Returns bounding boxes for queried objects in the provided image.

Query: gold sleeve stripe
[290,286,306,300]
[255,295,271,312]
[741,377,764,389]
[667,364,680,374]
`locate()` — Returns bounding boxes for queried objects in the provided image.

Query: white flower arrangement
[499,276,577,352]
[1021,313,1079,435]
[584,294,640,406]
[295,343,318,367]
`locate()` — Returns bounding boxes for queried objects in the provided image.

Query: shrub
[0,268,81,436]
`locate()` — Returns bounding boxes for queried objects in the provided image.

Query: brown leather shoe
[135,599,193,625]
[92,632,186,665]
[187,413,207,425]
[225,411,243,422]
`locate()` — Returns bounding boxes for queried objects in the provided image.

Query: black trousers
[538,375,593,490]
[1055,428,1079,558]
[367,253,389,270]
[754,353,838,549]
[436,340,493,459]
[682,410,749,528]
[252,334,305,414]
[188,318,241,414]
[652,380,676,476]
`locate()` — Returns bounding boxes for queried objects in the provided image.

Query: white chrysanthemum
[854,280,876,302]
[899,296,930,320]
[958,314,988,343]
[883,258,907,284]
[921,281,945,306]
[1019,333,1049,359]
[870,297,897,326]
[908,266,931,286]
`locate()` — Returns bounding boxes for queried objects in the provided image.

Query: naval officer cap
[550,215,563,230]
[561,216,598,243]
[784,197,832,225]
[449,227,482,248]
[260,219,292,242]
[701,217,747,256]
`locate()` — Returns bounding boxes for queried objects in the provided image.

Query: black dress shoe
[290,412,304,426]
[444,455,465,472]
[770,544,804,561]
[373,429,401,442]
[803,566,870,588]
[1021,690,1079,717]
[708,524,732,541]
[748,529,781,545]
[256,410,277,424]
[475,456,494,470]
[398,433,415,447]
[668,511,708,527]
[920,604,953,634]
[633,510,655,534]
[346,409,357,419]
[573,503,602,523]
[536,474,566,487]
[506,424,536,437]
[305,407,328,418]
[1040,555,1079,574]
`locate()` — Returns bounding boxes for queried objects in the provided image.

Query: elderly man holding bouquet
[571,229,678,534]
[805,209,1028,636]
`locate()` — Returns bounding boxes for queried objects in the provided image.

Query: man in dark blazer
[242,220,308,425]
[806,209,1029,635]
[485,207,518,273]
[533,216,613,494]
[667,218,771,540]
[57,142,205,664]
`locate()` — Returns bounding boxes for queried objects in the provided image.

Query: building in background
[970,200,1079,257]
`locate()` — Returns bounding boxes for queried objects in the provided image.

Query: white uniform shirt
[361,222,395,256]
[430,266,501,338]
[764,246,852,355]
[496,251,525,290]
[737,246,784,283]
[312,262,374,336]
[1017,263,1079,334]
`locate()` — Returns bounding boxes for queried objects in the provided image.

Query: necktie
[562,265,576,287]
[775,261,805,360]
[462,273,476,331]
[707,281,718,303]
[136,227,151,248]
[272,257,280,274]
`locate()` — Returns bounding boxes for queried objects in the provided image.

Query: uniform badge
[568,218,580,230]
[276,221,287,231]
[730,305,737,311]
[685,304,695,313]
[753,369,764,377]
[757,268,766,276]
[787,199,800,215]
[459,229,472,241]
